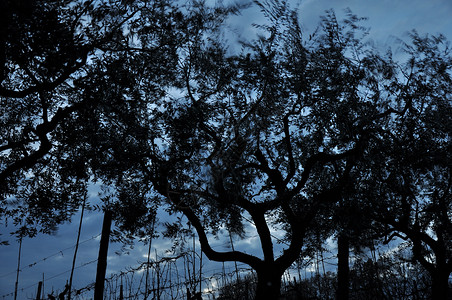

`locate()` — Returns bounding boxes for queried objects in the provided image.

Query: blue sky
[1,0,452,299]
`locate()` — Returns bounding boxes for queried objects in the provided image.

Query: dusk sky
[1,0,452,299]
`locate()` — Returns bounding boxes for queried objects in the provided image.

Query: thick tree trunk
[431,269,451,300]
[94,210,112,300]
[254,268,282,300]
[336,234,350,300]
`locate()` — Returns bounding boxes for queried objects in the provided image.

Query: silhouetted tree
[2,1,450,299]
[89,3,398,299]
[354,32,452,299]
[0,0,196,235]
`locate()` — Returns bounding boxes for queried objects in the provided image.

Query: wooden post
[94,210,112,300]
[36,281,42,300]
[42,273,45,300]
[155,249,160,300]
[68,195,86,300]
[14,237,22,300]
[199,250,203,294]
[192,234,196,291]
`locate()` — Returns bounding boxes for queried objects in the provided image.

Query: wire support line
[0,259,98,299]
[71,254,257,298]
[0,233,101,279]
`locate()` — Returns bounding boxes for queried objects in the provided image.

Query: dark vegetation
[217,254,435,300]
[1,0,451,299]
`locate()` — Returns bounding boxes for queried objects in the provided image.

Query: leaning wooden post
[94,209,112,300]
[68,194,86,300]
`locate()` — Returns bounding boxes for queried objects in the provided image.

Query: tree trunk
[336,234,349,300]
[431,269,451,300]
[254,268,282,300]
[94,210,112,300]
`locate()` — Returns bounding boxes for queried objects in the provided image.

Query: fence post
[68,195,86,300]
[36,281,42,300]
[94,210,112,300]
[14,237,23,300]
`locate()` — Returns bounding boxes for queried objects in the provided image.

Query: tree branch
[248,205,274,263]
[0,99,91,185]
[292,145,361,197]
[182,203,262,270]
[0,50,88,98]
[254,148,285,194]
[283,112,296,184]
